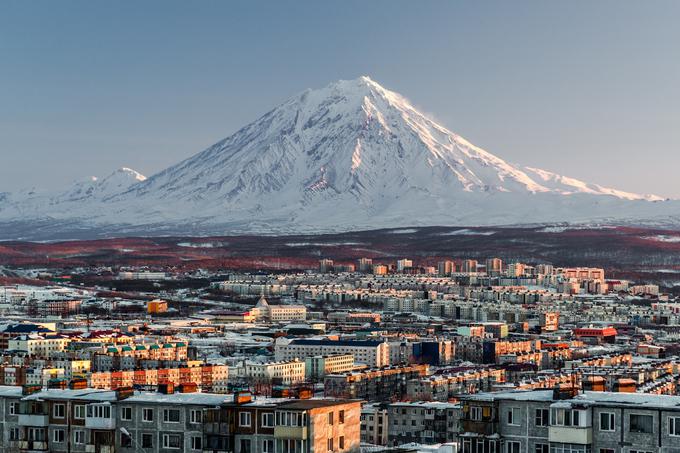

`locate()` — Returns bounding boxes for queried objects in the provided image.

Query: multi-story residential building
[319,259,334,273]
[461,260,479,273]
[357,258,373,273]
[275,338,390,368]
[372,265,388,275]
[0,385,361,453]
[397,259,413,273]
[305,354,355,381]
[460,387,680,453]
[486,258,503,276]
[407,367,506,402]
[438,261,456,276]
[324,364,429,402]
[88,363,229,392]
[327,311,381,324]
[52,359,91,380]
[202,392,361,453]
[8,334,71,359]
[360,403,389,446]
[232,359,306,385]
[387,401,460,447]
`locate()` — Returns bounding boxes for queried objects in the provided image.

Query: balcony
[549,426,593,444]
[274,426,308,439]
[18,414,50,427]
[461,419,498,436]
[86,446,114,453]
[85,416,115,429]
[18,440,48,451]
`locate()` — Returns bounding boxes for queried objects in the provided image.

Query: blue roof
[4,324,52,334]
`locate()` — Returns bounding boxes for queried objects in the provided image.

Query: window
[240,439,252,453]
[470,406,483,421]
[630,451,653,453]
[53,403,66,418]
[630,414,653,434]
[164,408,181,423]
[53,429,65,443]
[535,409,549,427]
[87,404,111,418]
[28,428,46,441]
[262,412,274,427]
[239,411,252,427]
[551,408,585,427]
[329,412,334,425]
[339,436,345,450]
[599,449,615,453]
[190,409,202,424]
[263,439,274,453]
[507,407,520,426]
[506,441,520,453]
[141,433,153,448]
[74,404,85,420]
[121,406,132,421]
[9,402,17,416]
[670,416,680,436]
[74,430,85,445]
[328,438,334,451]
[191,436,202,450]
[143,408,154,422]
[599,412,615,432]
[535,444,548,453]
[163,433,181,449]
[339,410,345,424]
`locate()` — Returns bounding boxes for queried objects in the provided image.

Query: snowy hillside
[0,76,677,239]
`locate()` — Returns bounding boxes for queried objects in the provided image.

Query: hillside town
[0,256,676,453]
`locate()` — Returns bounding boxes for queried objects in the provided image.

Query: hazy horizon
[1,1,678,197]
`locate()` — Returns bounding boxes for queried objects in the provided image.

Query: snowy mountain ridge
[0,76,676,239]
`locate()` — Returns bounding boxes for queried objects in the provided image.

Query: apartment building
[275,338,390,368]
[232,359,306,385]
[360,403,389,446]
[324,364,429,402]
[460,388,680,453]
[406,367,506,402]
[387,401,460,447]
[88,363,229,392]
[8,334,71,359]
[0,385,360,453]
[305,354,355,381]
[203,392,361,453]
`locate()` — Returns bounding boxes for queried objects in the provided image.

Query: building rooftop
[465,389,680,410]
[288,339,384,347]
[22,388,119,402]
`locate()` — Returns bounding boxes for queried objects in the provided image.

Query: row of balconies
[17,442,113,453]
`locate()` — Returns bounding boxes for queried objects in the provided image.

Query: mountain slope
[0,76,677,239]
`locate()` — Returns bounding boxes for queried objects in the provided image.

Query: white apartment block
[275,338,389,368]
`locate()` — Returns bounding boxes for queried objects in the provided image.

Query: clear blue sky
[1,1,678,196]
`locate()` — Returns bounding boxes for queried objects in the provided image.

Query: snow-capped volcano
[0,76,676,239]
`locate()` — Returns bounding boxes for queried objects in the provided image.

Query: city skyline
[1,1,679,197]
